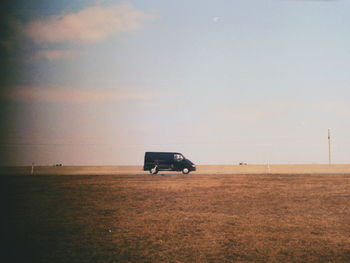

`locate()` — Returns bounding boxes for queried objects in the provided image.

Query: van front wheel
[182,168,190,174]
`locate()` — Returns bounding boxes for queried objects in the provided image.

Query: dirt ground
[2,164,350,175]
[1,173,349,263]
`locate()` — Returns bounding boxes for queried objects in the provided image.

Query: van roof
[145,152,182,155]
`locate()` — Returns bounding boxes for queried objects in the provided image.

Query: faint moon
[212,17,221,23]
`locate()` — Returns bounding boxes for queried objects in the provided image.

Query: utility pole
[328,129,331,165]
[31,162,35,175]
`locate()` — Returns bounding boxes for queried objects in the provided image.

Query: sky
[0,0,350,165]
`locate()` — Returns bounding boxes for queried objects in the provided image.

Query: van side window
[174,154,184,162]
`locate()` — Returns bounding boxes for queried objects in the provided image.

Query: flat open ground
[2,164,350,175]
[1,173,350,262]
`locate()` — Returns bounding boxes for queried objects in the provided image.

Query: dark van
[143,152,196,174]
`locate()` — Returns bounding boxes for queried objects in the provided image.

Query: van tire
[150,166,158,175]
[182,168,190,174]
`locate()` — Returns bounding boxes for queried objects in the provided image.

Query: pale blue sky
[1,0,350,165]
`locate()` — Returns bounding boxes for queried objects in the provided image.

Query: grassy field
[2,164,350,175]
[1,173,350,262]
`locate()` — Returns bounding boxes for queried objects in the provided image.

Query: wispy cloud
[0,11,22,51]
[316,101,350,115]
[210,99,296,123]
[35,49,80,61]
[22,3,153,44]
[1,86,174,104]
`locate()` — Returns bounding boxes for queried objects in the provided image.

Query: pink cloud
[317,101,350,115]
[2,86,173,104]
[23,3,153,44]
[35,49,79,60]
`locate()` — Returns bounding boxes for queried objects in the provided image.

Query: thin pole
[328,129,331,165]
[31,162,34,175]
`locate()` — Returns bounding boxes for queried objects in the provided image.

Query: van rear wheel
[150,166,158,175]
[182,168,190,174]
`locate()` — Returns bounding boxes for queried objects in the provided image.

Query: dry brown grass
[2,164,350,175]
[1,174,350,262]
